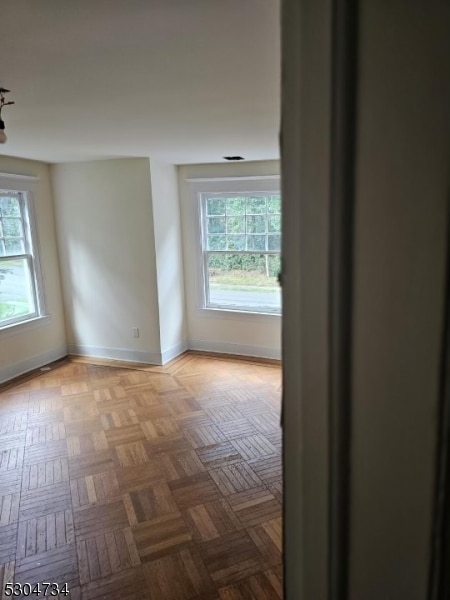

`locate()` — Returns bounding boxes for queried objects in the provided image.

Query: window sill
[196,307,282,321]
[0,315,51,338]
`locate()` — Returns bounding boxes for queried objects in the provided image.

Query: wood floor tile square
[68,450,115,479]
[61,381,89,396]
[29,396,62,413]
[67,431,108,456]
[230,435,277,461]
[133,513,192,562]
[169,473,221,511]
[248,412,280,434]
[77,527,140,584]
[70,471,121,508]
[247,519,282,567]
[25,423,66,446]
[263,430,282,452]
[176,411,214,431]
[15,544,79,589]
[65,417,103,436]
[29,387,61,402]
[17,510,75,559]
[63,400,99,422]
[217,419,258,440]
[114,441,149,467]
[0,414,27,434]
[218,568,283,599]
[165,395,202,417]
[198,530,263,587]
[141,417,181,440]
[116,460,164,493]
[80,566,148,600]
[100,409,138,428]
[24,440,67,466]
[143,548,216,600]
[27,409,65,427]
[228,487,281,528]
[124,483,179,524]
[0,447,24,471]
[196,443,243,469]
[0,470,21,496]
[73,500,128,541]
[249,455,282,485]
[104,424,146,446]
[144,436,191,457]
[0,493,19,526]
[207,405,245,423]
[0,432,26,452]
[184,499,241,542]
[209,463,262,496]
[184,425,227,449]
[160,449,206,481]
[19,482,71,521]
[0,524,17,565]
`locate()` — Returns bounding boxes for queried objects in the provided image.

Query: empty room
[0,1,283,598]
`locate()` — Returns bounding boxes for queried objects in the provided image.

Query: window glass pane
[226,198,245,215]
[2,218,22,238]
[5,239,25,254]
[246,197,266,214]
[207,253,281,312]
[0,197,21,217]
[207,235,226,250]
[246,215,265,234]
[267,195,281,213]
[227,217,245,234]
[227,235,246,251]
[268,215,281,233]
[207,217,226,234]
[206,198,226,216]
[0,258,36,324]
[247,235,266,251]
[268,234,281,251]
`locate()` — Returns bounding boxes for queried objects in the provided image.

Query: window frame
[0,173,46,330]
[192,176,282,316]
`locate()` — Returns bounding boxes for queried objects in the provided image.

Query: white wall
[51,158,162,364]
[149,160,187,362]
[0,156,67,383]
[178,160,282,359]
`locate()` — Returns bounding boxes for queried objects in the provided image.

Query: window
[200,190,281,314]
[0,189,44,327]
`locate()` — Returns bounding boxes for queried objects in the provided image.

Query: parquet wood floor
[0,352,283,599]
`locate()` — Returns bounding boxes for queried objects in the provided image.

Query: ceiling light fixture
[0,88,15,144]
[223,156,245,161]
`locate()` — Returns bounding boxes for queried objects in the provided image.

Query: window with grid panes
[201,192,281,313]
[0,190,44,327]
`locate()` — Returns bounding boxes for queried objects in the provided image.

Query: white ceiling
[0,0,280,165]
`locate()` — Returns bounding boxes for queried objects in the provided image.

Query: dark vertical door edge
[428,199,450,600]
[328,1,359,599]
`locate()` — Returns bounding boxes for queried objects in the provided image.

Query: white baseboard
[187,339,281,360]
[161,341,188,365]
[0,340,278,385]
[67,344,163,366]
[0,345,68,384]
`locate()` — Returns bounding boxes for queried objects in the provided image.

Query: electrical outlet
[132,327,140,338]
